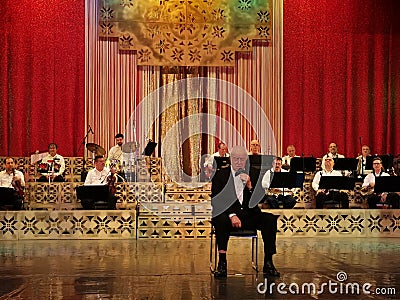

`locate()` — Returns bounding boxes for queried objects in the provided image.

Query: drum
[37,162,49,173]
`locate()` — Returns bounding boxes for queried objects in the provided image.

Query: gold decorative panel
[99,0,272,66]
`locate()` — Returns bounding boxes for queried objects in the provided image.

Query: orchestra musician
[248,139,261,155]
[312,157,349,208]
[282,144,299,170]
[204,142,230,173]
[38,143,65,182]
[356,145,372,176]
[0,157,25,210]
[107,133,124,173]
[361,157,400,208]
[81,155,117,209]
[321,142,345,171]
[261,157,297,209]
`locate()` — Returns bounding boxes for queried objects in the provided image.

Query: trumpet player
[261,157,297,208]
[312,157,349,208]
[362,157,400,208]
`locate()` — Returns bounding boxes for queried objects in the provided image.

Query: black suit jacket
[211,167,262,218]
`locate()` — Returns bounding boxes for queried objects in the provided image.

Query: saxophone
[360,185,374,196]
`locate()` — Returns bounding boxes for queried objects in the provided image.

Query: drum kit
[85,141,141,182]
[86,143,106,156]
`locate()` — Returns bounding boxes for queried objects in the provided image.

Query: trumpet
[360,185,374,196]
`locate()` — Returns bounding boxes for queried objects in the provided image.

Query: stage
[1,237,398,299]
[1,208,400,240]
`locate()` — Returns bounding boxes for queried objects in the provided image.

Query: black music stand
[0,187,23,210]
[0,187,16,209]
[76,185,111,209]
[333,158,358,171]
[142,141,157,156]
[319,176,356,191]
[270,172,302,190]
[374,177,400,193]
[248,155,274,189]
[248,155,275,170]
[318,176,355,208]
[290,157,317,172]
[366,155,393,171]
[213,157,231,170]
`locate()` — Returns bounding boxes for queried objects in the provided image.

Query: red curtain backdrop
[283,0,400,157]
[0,0,85,156]
[1,0,399,158]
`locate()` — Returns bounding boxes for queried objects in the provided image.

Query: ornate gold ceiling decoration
[99,0,272,66]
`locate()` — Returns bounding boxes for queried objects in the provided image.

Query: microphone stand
[77,127,93,182]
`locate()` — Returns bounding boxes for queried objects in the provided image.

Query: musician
[204,142,230,170]
[321,142,345,170]
[261,157,297,209]
[248,139,261,155]
[312,157,349,208]
[362,157,400,208]
[282,144,299,170]
[0,157,25,210]
[108,133,124,167]
[356,145,372,176]
[82,155,117,209]
[38,143,65,182]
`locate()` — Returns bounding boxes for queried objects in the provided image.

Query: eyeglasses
[231,157,247,162]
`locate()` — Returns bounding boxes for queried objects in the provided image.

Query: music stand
[270,172,303,189]
[333,158,358,171]
[290,157,317,172]
[248,155,274,188]
[142,141,157,156]
[0,187,17,208]
[374,177,400,193]
[248,155,275,170]
[366,155,393,171]
[213,157,231,170]
[76,185,111,208]
[318,176,356,191]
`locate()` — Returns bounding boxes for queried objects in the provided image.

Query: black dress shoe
[263,261,280,277]
[214,261,227,278]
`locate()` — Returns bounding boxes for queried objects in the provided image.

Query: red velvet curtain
[0,0,85,156]
[283,0,400,157]
[2,0,399,159]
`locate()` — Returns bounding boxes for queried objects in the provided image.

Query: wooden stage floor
[1,237,399,299]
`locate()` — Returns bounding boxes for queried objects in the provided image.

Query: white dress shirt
[0,169,25,188]
[312,169,342,191]
[282,155,300,167]
[321,153,345,170]
[40,153,65,176]
[232,167,244,205]
[362,171,389,188]
[84,167,111,185]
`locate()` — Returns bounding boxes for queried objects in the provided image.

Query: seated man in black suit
[211,146,279,278]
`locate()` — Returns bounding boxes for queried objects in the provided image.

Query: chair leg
[251,236,258,272]
[210,229,216,272]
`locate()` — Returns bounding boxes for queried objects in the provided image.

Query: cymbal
[86,143,106,156]
[122,142,139,153]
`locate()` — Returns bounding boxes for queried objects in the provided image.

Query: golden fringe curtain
[86,0,282,179]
